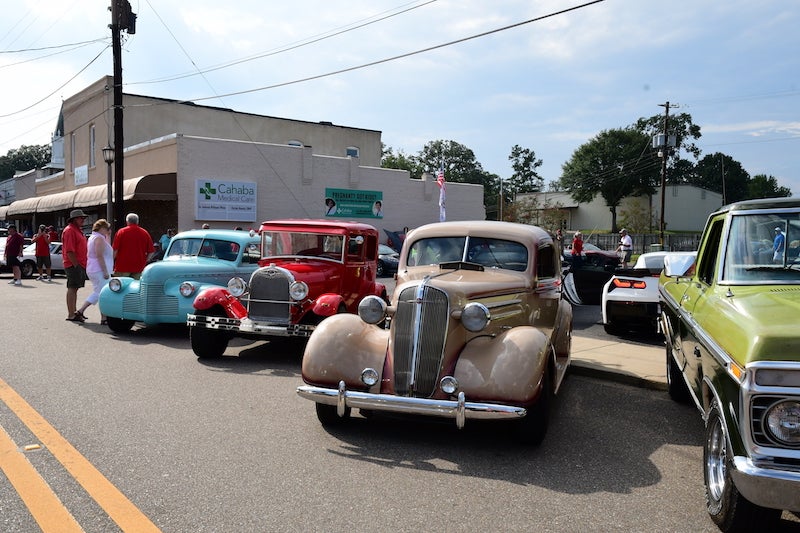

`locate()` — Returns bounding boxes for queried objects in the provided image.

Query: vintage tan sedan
[297,221,573,444]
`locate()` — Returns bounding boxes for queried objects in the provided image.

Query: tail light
[612,278,647,289]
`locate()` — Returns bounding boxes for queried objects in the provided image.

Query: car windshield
[261,231,345,262]
[407,236,528,272]
[722,212,800,283]
[166,238,242,262]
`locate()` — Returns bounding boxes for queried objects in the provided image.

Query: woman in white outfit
[77,219,114,324]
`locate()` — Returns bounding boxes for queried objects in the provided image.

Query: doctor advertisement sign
[196,179,257,222]
[324,188,383,219]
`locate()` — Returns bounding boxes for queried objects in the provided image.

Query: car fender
[313,293,346,316]
[98,277,138,316]
[192,286,248,318]
[301,313,389,390]
[454,326,549,404]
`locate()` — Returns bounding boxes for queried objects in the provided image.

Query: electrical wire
[0,39,108,70]
[0,45,110,119]
[128,0,439,86]
[0,37,107,54]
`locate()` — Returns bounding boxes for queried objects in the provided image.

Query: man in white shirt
[616,228,633,268]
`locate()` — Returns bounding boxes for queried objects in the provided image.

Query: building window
[346,146,359,158]
[70,132,76,172]
[288,140,303,147]
[89,124,96,167]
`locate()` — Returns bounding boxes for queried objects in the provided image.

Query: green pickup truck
[659,197,800,531]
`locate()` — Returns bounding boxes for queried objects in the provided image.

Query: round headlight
[179,282,196,297]
[440,376,459,395]
[461,302,490,332]
[227,277,247,297]
[361,368,379,387]
[289,281,309,301]
[108,278,122,292]
[358,295,387,324]
[766,400,800,445]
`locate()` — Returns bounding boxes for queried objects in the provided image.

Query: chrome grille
[247,267,291,323]
[123,283,178,316]
[392,284,448,397]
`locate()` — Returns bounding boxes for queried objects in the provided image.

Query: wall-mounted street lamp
[102,145,114,224]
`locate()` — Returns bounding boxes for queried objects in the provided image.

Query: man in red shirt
[112,212,154,279]
[62,209,89,322]
[4,224,25,286]
[32,224,52,281]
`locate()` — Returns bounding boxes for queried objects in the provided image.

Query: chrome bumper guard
[731,456,800,512]
[297,380,527,430]
[187,314,315,337]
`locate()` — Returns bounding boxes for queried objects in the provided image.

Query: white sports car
[601,251,696,335]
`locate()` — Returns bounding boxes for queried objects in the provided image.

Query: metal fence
[578,232,702,254]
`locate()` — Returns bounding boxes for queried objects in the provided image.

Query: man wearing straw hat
[63,209,89,322]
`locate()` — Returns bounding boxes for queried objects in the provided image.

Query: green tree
[381,144,423,176]
[691,153,750,203]
[507,144,543,195]
[748,174,792,199]
[0,144,51,181]
[559,128,659,232]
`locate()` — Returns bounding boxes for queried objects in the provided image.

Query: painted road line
[0,424,83,533]
[0,377,161,533]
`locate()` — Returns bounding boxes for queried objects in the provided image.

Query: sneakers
[13,280,21,286]
[43,275,49,281]
[7,280,15,285]
[35,276,43,281]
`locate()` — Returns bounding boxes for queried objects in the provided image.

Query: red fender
[313,293,345,316]
[193,287,248,319]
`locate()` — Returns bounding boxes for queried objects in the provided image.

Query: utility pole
[655,101,678,247]
[110,0,136,232]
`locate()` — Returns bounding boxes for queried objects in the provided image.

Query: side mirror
[663,253,697,277]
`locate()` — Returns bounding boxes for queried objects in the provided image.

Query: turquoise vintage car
[660,198,800,530]
[99,229,261,333]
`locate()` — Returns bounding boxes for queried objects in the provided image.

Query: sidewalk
[569,334,667,390]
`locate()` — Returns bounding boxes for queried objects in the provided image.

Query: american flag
[436,163,446,222]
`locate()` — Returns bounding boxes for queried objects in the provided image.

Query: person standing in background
[112,213,154,279]
[571,231,584,270]
[62,209,89,322]
[32,224,52,281]
[77,219,114,324]
[4,225,24,286]
[616,228,633,268]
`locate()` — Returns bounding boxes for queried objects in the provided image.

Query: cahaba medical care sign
[196,179,257,222]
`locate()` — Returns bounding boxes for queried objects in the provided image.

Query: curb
[569,360,667,391]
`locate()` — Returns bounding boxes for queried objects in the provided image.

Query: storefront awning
[6,196,41,216]
[5,173,177,216]
[0,205,8,221]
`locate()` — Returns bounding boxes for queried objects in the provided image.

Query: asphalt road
[1,274,798,532]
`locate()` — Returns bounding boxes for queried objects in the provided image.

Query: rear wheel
[704,402,781,531]
[21,260,35,278]
[190,309,230,358]
[376,260,385,277]
[106,316,135,333]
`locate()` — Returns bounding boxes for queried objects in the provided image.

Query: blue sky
[1,0,798,195]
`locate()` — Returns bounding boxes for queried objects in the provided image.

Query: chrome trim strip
[297,383,526,430]
[187,314,315,336]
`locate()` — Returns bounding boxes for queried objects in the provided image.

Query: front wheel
[106,316,135,333]
[190,325,229,359]
[315,402,351,427]
[376,260,385,277]
[704,402,781,531]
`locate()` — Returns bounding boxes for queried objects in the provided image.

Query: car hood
[263,258,344,288]
[142,256,247,280]
[396,265,532,301]
[701,285,800,364]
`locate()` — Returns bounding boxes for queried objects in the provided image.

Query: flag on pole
[436,163,446,222]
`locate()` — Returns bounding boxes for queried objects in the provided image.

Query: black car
[377,244,399,277]
[562,242,620,305]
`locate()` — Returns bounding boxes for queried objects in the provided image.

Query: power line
[0,39,107,70]
[128,0,439,86]
[131,0,605,106]
[0,37,107,54]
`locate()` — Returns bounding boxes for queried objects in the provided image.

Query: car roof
[259,219,378,234]
[173,229,259,243]
[409,220,552,244]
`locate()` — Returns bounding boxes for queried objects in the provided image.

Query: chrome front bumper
[731,456,800,512]
[297,381,527,429]
[187,314,315,337]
